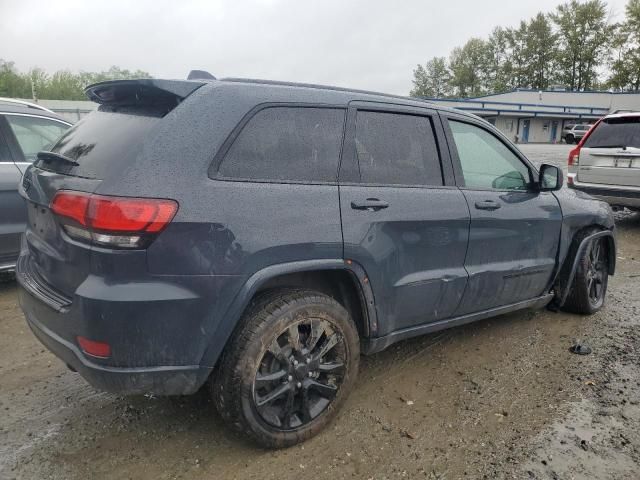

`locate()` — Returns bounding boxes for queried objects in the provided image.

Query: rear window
[218,107,345,183]
[584,117,640,149]
[35,107,161,179]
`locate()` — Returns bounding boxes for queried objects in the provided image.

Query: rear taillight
[51,191,178,249]
[568,118,602,167]
[568,146,580,166]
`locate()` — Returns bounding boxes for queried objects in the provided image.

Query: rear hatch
[577,115,640,187]
[19,79,204,298]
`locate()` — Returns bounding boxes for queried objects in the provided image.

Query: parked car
[567,112,640,211]
[17,77,615,448]
[562,123,592,144]
[0,98,71,274]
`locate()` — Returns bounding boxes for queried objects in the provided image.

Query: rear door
[339,102,470,335]
[441,113,562,315]
[578,116,640,187]
[0,115,23,268]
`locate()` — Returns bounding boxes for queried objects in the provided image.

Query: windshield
[583,117,640,149]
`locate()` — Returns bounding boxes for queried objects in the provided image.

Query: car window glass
[219,107,345,182]
[583,117,640,149]
[6,115,69,162]
[449,120,530,191]
[354,111,443,186]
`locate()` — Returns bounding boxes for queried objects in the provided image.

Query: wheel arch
[200,260,378,368]
[553,226,616,307]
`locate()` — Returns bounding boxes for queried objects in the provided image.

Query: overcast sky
[0,0,629,95]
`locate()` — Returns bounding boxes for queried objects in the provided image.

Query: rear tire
[212,289,360,448]
[562,229,609,314]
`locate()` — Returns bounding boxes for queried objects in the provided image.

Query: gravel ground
[1,144,639,480]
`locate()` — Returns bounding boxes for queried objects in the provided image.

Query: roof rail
[0,97,55,114]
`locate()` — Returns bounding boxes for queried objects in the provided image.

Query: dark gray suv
[16,77,615,448]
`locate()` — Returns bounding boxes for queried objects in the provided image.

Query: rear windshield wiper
[36,151,79,167]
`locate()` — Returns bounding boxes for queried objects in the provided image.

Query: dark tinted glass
[219,107,345,182]
[355,111,442,186]
[584,117,640,149]
[37,107,161,179]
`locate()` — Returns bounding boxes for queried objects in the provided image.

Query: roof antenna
[187,70,216,80]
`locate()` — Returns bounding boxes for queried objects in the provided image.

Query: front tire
[566,134,575,144]
[562,230,609,314]
[212,289,360,448]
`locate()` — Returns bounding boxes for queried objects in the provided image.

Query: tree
[523,13,558,89]
[551,0,614,90]
[608,0,640,90]
[0,60,31,98]
[484,27,513,93]
[0,62,152,100]
[449,38,488,97]
[410,57,452,97]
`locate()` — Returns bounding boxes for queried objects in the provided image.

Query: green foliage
[411,57,451,97]
[0,61,152,100]
[411,0,635,97]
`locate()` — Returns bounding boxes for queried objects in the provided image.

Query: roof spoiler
[84,79,206,106]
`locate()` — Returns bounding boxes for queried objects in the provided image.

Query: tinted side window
[449,120,530,191]
[219,107,345,182]
[355,111,442,186]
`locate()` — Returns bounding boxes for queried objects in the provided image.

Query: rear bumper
[23,303,212,395]
[568,178,640,209]
[16,251,243,395]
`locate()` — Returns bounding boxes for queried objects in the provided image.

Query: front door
[442,115,562,315]
[551,121,558,142]
[339,103,470,335]
[522,119,530,143]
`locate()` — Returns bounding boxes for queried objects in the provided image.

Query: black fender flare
[556,230,616,308]
[199,259,378,367]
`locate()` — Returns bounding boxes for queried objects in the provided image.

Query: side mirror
[538,164,563,191]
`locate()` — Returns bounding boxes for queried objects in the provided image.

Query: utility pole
[31,74,37,102]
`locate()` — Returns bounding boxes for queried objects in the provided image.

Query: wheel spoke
[256,383,291,407]
[255,369,288,388]
[288,324,302,352]
[267,339,288,364]
[318,361,345,373]
[593,241,601,263]
[316,333,340,359]
[300,385,312,423]
[306,379,338,399]
[306,319,326,353]
[282,386,296,428]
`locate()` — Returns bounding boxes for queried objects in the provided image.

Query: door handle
[474,200,501,211]
[351,198,389,211]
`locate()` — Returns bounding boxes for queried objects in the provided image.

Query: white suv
[568,112,640,211]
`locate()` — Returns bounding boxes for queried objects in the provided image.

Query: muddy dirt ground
[1,145,639,479]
